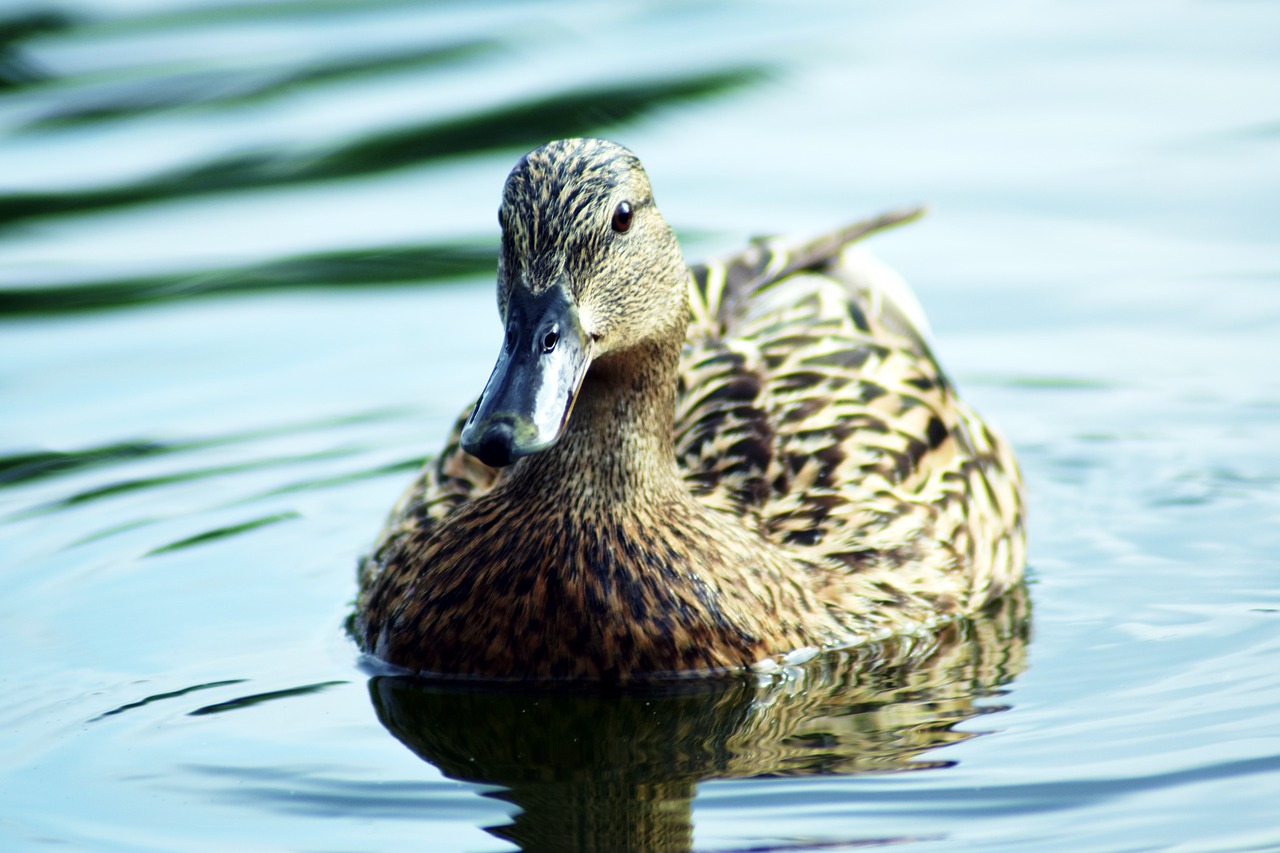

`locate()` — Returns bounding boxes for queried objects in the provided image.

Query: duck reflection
[369,586,1029,852]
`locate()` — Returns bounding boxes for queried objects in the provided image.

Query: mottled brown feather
[355,139,1025,680]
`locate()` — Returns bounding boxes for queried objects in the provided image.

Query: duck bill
[460,283,591,468]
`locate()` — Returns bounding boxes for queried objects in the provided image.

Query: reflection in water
[0,241,500,315]
[371,586,1030,852]
[0,2,769,315]
[0,67,766,229]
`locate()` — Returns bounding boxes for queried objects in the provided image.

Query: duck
[354,137,1025,681]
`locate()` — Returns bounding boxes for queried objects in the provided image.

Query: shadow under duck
[354,138,1025,681]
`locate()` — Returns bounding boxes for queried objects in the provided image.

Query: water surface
[3,1,1279,850]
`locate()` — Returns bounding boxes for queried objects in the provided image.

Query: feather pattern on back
[677,210,1024,618]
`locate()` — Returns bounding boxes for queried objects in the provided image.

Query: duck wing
[677,209,1024,611]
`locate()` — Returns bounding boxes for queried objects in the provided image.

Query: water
[2,1,1278,850]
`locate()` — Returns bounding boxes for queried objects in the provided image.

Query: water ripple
[187,680,348,716]
[0,407,408,490]
[89,678,248,722]
[145,510,301,556]
[0,240,497,315]
[0,69,767,229]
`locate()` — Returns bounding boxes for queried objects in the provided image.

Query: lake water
[3,1,1278,850]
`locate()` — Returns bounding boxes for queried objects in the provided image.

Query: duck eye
[541,328,559,353]
[611,200,633,233]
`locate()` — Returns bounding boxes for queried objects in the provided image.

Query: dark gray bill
[461,281,591,468]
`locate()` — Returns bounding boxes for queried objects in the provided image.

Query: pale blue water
[2,1,1279,850]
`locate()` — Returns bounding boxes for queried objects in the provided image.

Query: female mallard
[355,138,1025,680]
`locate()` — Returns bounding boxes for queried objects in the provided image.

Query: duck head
[461,139,688,468]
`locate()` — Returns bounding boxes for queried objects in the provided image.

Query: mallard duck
[355,138,1025,681]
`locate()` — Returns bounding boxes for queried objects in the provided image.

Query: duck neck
[506,335,685,508]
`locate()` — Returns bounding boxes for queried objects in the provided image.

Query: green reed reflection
[0,69,766,228]
[0,241,497,315]
[19,39,502,131]
[0,2,770,316]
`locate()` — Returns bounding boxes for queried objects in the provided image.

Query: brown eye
[611,200,633,233]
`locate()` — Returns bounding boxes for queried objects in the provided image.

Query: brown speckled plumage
[355,138,1025,680]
